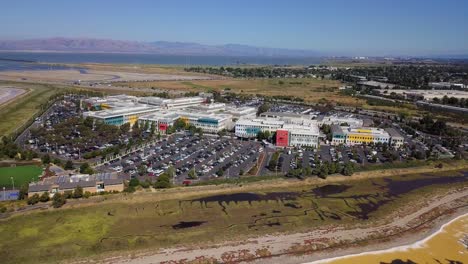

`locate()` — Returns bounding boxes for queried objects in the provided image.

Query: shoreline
[306,211,468,264]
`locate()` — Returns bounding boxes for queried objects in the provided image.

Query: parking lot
[96,134,263,184]
[260,140,414,177]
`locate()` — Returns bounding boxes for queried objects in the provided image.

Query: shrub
[140,180,151,189]
[52,193,66,208]
[63,190,73,199]
[39,192,50,202]
[124,186,136,193]
[72,186,83,199]
[154,173,172,189]
[27,194,40,205]
[128,178,140,187]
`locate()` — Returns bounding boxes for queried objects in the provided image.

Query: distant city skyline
[1,0,467,57]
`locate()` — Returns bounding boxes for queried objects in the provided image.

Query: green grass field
[0,165,42,189]
[0,169,466,263]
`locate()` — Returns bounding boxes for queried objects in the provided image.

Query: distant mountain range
[0,37,321,57]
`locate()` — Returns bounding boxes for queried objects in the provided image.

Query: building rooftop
[384,127,403,138]
[28,173,123,193]
[83,104,158,119]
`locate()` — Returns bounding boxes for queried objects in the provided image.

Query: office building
[331,126,391,145]
[235,117,319,148]
[138,110,233,133]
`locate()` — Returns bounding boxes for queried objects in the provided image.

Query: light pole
[3,187,5,201]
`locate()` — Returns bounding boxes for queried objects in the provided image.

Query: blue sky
[1,0,467,56]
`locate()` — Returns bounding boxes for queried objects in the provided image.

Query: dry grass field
[116,78,366,106]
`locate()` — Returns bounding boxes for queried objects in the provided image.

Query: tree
[342,162,355,176]
[318,162,329,179]
[63,190,73,199]
[124,185,136,193]
[140,180,151,189]
[53,158,62,166]
[257,130,271,141]
[18,183,29,200]
[64,160,74,170]
[268,152,280,171]
[129,178,140,187]
[257,103,270,116]
[27,194,40,205]
[150,122,156,136]
[52,193,66,208]
[73,186,83,199]
[137,164,147,176]
[41,154,51,165]
[154,173,172,189]
[174,118,187,130]
[120,123,130,134]
[39,192,50,202]
[143,120,150,131]
[216,169,224,177]
[79,163,94,174]
[217,129,227,137]
[132,121,140,130]
[196,127,203,137]
[166,166,175,178]
[84,116,94,128]
[188,169,197,179]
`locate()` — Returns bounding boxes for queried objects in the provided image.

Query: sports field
[0,165,42,189]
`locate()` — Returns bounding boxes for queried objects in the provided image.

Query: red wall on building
[276,130,289,147]
[159,123,168,131]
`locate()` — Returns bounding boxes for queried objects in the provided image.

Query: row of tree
[287,161,355,179]
[433,96,468,108]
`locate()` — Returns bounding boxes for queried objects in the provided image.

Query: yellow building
[332,126,390,145]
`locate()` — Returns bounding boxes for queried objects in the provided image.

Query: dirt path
[102,187,468,264]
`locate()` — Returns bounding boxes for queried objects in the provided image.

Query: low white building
[331,126,391,146]
[137,96,206,109]
[83,103,160,126]
[235,117,320,148]
[226,106,257,119]
[139,110,233,134]
[235,118,284,138]
[317,114,363,128]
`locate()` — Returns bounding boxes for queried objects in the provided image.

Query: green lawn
[0,165,42,189]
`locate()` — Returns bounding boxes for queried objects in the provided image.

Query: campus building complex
[83,95,255,133]
[138,110,233,133]
[235,117,320,148]
[331,125,404,147]
[83,104,159,126]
